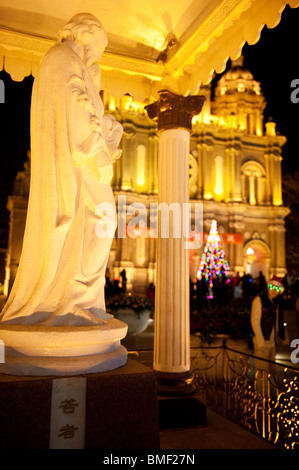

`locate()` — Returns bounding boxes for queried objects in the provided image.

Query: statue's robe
[0,41,122,326]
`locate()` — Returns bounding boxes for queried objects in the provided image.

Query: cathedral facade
[4,59,289,296]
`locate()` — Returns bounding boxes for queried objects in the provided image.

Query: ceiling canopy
[0,0,298,100]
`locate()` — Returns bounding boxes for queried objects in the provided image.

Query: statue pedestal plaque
[0,359,160,449]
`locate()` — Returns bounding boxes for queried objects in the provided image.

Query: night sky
[240,4,299,175]
[0,5,299,230]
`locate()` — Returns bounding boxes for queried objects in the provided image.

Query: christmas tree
[196,220,230,291]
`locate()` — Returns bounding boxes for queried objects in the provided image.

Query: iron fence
[128,343,299,448]
[191,343,299,449]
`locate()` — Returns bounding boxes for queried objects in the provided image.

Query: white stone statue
[0,13,127,375]
[1,13,122,327]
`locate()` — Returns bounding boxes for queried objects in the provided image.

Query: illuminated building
[4,57,289,295]
[108,56,289,290]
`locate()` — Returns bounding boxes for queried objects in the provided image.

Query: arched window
[241,161,265,205]
[243,240,271,280]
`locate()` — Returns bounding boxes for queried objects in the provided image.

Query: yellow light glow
[136,145,146,187]
[246,247,256,264]
[219,117,225,127]
[266,121,276,136]
[273,198,282,206]
[202,109,212,124]
[256,115,263,136]
[253,86,260,95]
[193,108,212,125]
[228,114,237,129]
[214,156,224,196]
[108,96,116,111]
[136,176,145,186]
[121,93,133,110]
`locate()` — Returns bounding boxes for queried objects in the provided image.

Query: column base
[155,370,196,396]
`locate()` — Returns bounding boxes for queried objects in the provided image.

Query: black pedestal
[158,394,206,430]
[0,359,160,449]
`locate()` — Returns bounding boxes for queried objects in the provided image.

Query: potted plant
[106,292,154,336]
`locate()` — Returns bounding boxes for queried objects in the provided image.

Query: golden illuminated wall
[4,63,289,294]
[100,60,288,288]
[101,91,158,195]
[191,59,285,207]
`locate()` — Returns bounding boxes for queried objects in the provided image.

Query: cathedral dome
[216,55,261,96]
[224,65,253,81]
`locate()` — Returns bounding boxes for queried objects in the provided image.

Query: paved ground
[159,406,276,449]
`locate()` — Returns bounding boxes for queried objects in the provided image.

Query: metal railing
[190,343,299,449]
[127,342,299,448]
[128,343,299,448]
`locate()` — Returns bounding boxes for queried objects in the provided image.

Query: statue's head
[58,13,108,66]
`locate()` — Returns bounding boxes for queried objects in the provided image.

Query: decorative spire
[231,54,244,68]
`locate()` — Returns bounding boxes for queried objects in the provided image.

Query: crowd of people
[190,269,299,360]
[104,268,128,299]
[105,266,299,361]
[191,269,299,311]
[105,268,156,301]
[105,267,299,312]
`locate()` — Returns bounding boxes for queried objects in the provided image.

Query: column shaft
[145,89,205,394]
[154,129,190,373]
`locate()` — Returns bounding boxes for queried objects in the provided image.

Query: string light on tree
[196,220,230,295]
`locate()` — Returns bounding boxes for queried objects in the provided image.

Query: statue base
[0,359,160,449]
[0,318,128,376]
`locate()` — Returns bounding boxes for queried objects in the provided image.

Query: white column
[154,129,190,375]
[145,90,205,394]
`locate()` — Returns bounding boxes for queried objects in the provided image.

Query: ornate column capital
[145,89,205,133]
